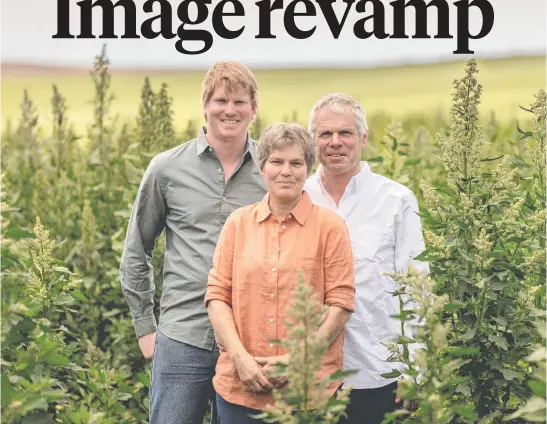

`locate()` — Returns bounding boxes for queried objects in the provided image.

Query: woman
[205,123,355,423]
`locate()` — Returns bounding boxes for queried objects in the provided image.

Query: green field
[2,56,545,133]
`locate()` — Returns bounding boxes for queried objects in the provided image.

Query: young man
[119,62,267,424]
[304,93,429,424]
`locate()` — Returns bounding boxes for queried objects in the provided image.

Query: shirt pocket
[351,226,393,263]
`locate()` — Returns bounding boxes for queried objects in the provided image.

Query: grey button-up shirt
[120,128,267,350]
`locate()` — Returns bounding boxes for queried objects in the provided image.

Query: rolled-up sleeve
[119,156,166,338]
[205,215,236,307]
[324,223,355,312]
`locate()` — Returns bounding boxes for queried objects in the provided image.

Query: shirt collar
[313,161,373,194]
[196,126,258,164]
[256,191,313,225]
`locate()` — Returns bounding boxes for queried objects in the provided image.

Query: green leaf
[456,383,472,396]
[457,249,475,263]
[329,369,357,380]
[367,156,384,163]
[491,317,508,327]
[446,347,480,357]
[488,334,509,351]
[529,380,546,397]
[22,396,49,414]
[71,290,89,303]
[4,226,35,240]
[380,370,402,379]
[43,352,70,366]
[1,373,15,408]
[444,301,466,312]
[54,294,74,306]
[396,336,416,344]
[116,392,133,401]
[21,413,56,424]
[404,158,422,166]
[453,404,478,421]
[499,369,523,381]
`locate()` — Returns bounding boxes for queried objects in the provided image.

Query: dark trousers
[339,382,398,424]
[216,394,267,424]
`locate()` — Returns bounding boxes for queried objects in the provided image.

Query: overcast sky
[2,0,545,69]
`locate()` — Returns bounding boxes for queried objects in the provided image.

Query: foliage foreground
[1,46,545,424]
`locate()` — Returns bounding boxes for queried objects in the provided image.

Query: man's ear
[361,132,368,149]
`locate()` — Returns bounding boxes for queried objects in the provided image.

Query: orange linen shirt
[205,191,355,410]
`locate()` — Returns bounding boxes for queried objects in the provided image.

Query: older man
[119,62,267,424]
[304,93,428,424]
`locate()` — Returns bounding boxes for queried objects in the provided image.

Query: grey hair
[257,123,316,173]
[307,93,368,140]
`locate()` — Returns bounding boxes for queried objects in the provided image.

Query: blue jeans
[216,394,268,424]
[150,330,219,424]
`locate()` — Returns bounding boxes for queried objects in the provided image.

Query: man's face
[204,83,255,142]
[314,107,366,177]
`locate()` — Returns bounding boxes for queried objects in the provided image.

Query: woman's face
[262,144,308,203]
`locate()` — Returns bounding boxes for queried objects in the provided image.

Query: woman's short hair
[308,93,368,139]
[257,123,316,173]
[201,62,259,117]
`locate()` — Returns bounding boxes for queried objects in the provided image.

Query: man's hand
[138,332,156,360]
[254,354,290,389]
[233,351,274,393]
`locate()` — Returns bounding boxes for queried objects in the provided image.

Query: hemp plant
[254,272,353,424]
[382,266,478,424]
[417,60,543,421]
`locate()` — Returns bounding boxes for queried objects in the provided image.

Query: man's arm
[119,156,167,358]
[394,192,429,369]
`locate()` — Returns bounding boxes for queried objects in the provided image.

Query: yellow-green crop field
[2,56,545,133]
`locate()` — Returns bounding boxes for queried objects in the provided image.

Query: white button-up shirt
[304,162,428,389]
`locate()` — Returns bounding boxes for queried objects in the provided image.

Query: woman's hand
[254,354,290,389]
[233,351,274,393]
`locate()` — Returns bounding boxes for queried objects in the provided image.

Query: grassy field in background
[2,55,545,134]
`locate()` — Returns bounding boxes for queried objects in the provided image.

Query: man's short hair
[257,123,316,173]
[308,93,368,140]
[201,62,259,116]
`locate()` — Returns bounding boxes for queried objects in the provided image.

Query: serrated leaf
[488,334,509,350]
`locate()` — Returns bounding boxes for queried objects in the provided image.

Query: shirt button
[217,168,222,173]
[270,292,274,297]
[281,225,286,229]
[208,147,213,152]
[288,214,292,218]
[269,317,274,323]
[272,268,276,272]
[269,343,274,348]
[222,196,226,201]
